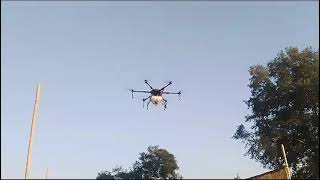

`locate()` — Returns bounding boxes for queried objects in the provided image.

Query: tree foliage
[97,145,182,179]
[233,47,319,179]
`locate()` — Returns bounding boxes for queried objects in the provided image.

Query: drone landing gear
[143,96,151,110]
[163,99,168,111]
[147,99,151,110]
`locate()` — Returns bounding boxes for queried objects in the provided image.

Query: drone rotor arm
[144,80,154,90]
[160,81,172,91]
[162,91,182,100]
[130,90,150,99]
[131,90,151,93]
[162,91,181,94]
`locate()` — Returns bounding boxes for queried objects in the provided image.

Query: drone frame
[130,80,181,110]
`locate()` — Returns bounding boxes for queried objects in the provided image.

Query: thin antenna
[24,83,41,179]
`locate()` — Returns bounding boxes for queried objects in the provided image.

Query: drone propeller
[178,91,182,100]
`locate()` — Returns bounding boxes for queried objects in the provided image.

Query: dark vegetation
[233,47,319,179]
[97,146,182,179]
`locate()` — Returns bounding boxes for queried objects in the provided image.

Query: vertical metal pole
[24,83,41,179]
[46,168,48,179]
[281,144,291,179]
[281,144,288,166]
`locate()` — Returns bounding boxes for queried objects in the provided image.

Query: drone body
[130,80,181,110]
[150,95,163,106]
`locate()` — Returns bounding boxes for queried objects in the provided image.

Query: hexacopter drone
[130,80,181,110]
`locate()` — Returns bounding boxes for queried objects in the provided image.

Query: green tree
[233,47,319,179]
[97,166,138,179]
[96,145,182,179]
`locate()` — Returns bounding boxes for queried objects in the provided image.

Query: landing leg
[143,96,151,108]
[147,99,151,110]
[163,99,168,110]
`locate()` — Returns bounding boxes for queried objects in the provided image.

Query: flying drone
[130,80,182,110]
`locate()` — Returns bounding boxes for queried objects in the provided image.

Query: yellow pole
[281,144,291,179]
[24,83,41,179]
[281,144,288,166]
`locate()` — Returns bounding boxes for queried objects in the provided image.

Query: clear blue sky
[1,1,318,179]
